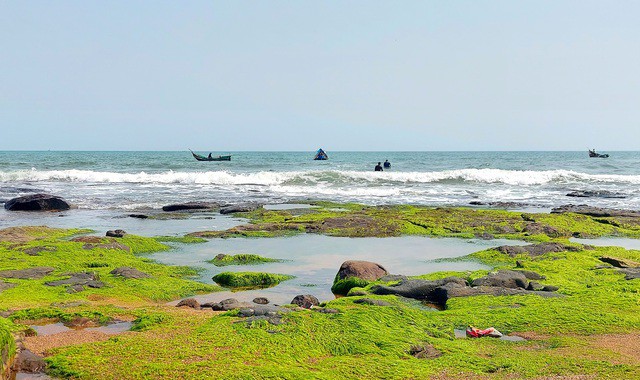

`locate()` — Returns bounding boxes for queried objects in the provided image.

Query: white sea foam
[2,168,640,186]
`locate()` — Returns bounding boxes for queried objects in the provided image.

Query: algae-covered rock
[291,294,319,309]
[220,203,262,214]
[4,193,70,211]
[176,298,200,309]
[353,298,392,307]
[495,242,581,258]
[336,260,388,281]
[0,267,54,280]
[208,254,281,266]
[212,272,294,288]
[471,270,529,289]
[110,267,151,279]
[45,273,105,289]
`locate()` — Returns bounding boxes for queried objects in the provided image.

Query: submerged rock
[551,204,640,218]
[566,190,626,199]
[4,193,70,211]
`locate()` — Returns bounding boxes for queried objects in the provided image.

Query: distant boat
[314,148,328,160]
[588,149,609,158]
[189,150,231,161]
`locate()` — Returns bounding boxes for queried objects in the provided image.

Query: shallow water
[159,235,526,305]
[571,237,640,250]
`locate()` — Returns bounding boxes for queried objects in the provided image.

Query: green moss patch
[212,272,294,288]
[207,253,282,266]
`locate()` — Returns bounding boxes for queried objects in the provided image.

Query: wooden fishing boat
[314,148,328,160]
[588,149,609,158]
[189,150,231,161]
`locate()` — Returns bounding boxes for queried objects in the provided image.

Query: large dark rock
[0,267,55,279]
[471,270,529,289]
[370,277,467,300]
[495,242,581,258]
[219,203,262,214]
[110,267,150,279]
[45,273,104,288]
[336,260,388,282]
[4,193,70,211]
[162,202,219,212]
[291,294,319,309]
[210,298,252,311]
[616,268,640,280]
[253,297,269,305]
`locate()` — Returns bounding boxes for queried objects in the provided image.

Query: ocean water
[1,150,639,211]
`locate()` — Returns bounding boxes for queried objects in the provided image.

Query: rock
[23,246,57,256]
[408,344,442,359]
[45,272,104,288]
[237,305,284,318]
[253,297,269,305]
[471,270,529,289]
[65,317,97,328]
[335,260,388,282]
[13,349,46,373]
[371,277,467,300]
[431,283,563,307]
[72,236,130,251]
[599,256,640,268]
[378,274,408,282]
[346,288,368,296]
[162,202,219,212]
[110,267,150,279]
[214,254,228,261]
[211,298,252,311]
[566,190,626,199]
[0,267,54,279]
[542,285,559,292]
[495,243,581,258]
[526,281,545,291]
[523,223,564,238]
[291,294,319,309]
[66,284,85,293]
[128,214,149,219]
[475,232,494,240]
[617,268,640,280]
[106,229,127,238]
[516,270,546,280]
[219,203,262,214]
[4,193,70,211]
[314,308,340,314]
[176,298,200,309]
[0,282,16,292]
[353,298,392,307]
[551,204,640,218]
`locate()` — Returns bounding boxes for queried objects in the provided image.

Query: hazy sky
[1,1,639,151]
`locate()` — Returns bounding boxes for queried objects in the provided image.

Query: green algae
[212,272,295,288]
[154,236,207,244]
[207,253,282,266]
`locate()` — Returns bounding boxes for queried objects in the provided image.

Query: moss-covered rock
[207,254,281,266]
[212,272,294,288]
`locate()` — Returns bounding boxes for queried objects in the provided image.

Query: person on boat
[383,160,390,169]
[208,153,212,159]
[375,162,383,171]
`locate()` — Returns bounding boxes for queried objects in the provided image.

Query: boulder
[335,260,388,282]
[431,283,563,307]
[0,267,54,279]
[106,229,127,238]
[110,267,150,279]
[290,294,319,309]
[4,193,70,211]
[371,277,467,300]
[162,202,219,212]
[252,297,269,305]
[219,203,262,214]
[617,268,640,280]
[471,270,529,289]
[176,298,200,309]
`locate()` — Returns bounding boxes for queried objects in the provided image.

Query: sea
[1,150,639,213]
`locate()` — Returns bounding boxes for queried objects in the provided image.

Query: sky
[1,1,639,151]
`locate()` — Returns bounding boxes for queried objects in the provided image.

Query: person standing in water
[374,162,383,171]
[383,160,390,169]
